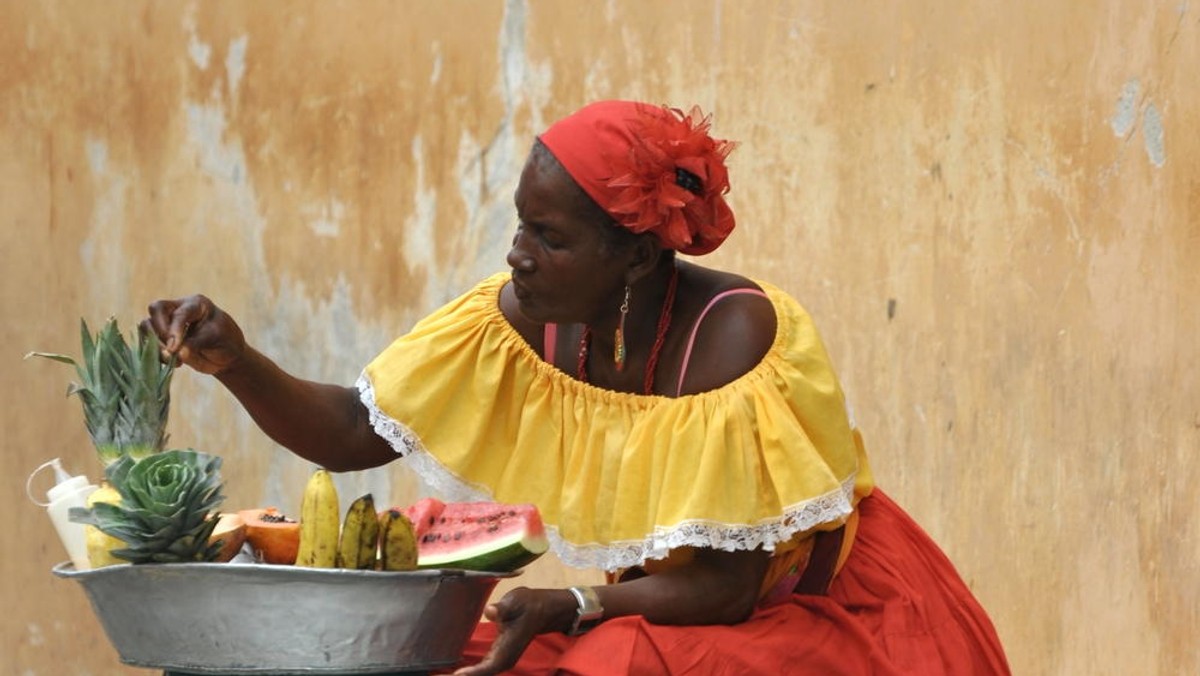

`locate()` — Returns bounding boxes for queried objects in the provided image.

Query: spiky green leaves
[70,449,226,564]
[27,317,174,465]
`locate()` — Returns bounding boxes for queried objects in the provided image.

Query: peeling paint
[79,150,131,310]
[1111,79,1139,138]
[26,622,44,646]
[500,0,528,100]
[430,41,443,84]
[226,35,249,100]
[185,103,243,185]
[85,138,107,175]
[1142,102,1165,167]
[404,135,437,304]
[187,29,211,70]
[306,198,345,237]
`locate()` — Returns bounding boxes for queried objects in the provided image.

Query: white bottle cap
[27,458,93,507]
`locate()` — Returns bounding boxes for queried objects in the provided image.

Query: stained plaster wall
[2,2,1196,674]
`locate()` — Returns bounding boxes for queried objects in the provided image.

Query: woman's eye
[538,229,564,250]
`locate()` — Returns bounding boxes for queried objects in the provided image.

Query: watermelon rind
[417,529,549,573]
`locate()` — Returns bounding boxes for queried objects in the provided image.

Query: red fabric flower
[604,106,737,254]
[539,101,738,255]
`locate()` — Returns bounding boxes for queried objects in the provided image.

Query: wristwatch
[566,585,604,636]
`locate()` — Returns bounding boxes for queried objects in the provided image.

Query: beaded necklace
[576,265,680,395]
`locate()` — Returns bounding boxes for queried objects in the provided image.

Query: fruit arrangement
[233,469,548,574]
[30,318,233,568]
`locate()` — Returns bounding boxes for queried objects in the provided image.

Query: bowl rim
[52,560,521,580]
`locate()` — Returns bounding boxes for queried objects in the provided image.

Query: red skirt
[455,489,1011,675]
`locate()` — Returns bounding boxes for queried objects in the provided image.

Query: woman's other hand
[453,587,575,676]
[143,295,246,375]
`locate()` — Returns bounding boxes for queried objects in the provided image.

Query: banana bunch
[295,467,418,571]
[295,469,340,567]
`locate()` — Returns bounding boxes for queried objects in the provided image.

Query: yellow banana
[378,509,417,571]
[295,469,340,568]
[337,493,380,569]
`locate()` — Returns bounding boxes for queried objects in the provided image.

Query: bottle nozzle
[50,458,72,485]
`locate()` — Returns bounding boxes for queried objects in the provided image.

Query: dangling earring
[614,284,631,371]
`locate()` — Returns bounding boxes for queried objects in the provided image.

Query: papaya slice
[238,507,301,565]
[207,512,248,563]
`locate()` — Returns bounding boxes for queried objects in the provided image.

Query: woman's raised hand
[143,295,246,375]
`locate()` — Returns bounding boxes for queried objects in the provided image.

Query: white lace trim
[357,374,856,572]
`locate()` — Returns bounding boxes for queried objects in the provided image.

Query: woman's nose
[507,230,535,271]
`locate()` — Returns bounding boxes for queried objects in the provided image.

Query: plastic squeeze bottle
[27,458,99,571]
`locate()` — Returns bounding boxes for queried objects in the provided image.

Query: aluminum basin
[54,561,514,674]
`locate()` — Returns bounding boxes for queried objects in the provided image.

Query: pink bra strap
[676,288,769,396]
[543,323,558,364]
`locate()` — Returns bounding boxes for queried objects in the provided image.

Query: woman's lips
[511,277,532,300]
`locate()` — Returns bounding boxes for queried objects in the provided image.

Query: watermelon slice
[399,497,446,540]
[395,500,548,573]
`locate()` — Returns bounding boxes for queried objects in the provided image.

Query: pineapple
[27,317,174,466]
[83,483,126,568]
[71,449,227,564]
[32,317,227,564]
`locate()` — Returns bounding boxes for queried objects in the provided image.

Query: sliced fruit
[207,512,248,563]
[397,496,446,540]
[409,501,548,573]
[84,483,125,568]
[238,507,301,565]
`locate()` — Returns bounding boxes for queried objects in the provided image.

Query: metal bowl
[54,561,516,674]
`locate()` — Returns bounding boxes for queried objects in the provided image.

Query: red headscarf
[538,101,737,256]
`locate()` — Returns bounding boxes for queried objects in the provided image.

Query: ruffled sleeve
[359,272,873,572]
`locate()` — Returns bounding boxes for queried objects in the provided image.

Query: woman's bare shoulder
[673,263,777,395]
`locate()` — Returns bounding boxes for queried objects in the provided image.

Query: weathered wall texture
[2,1,1196,674]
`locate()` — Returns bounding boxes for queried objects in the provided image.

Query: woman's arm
[145,295,396,471]
[212,346,396,471]
[454,547,770,676]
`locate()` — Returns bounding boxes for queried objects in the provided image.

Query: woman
[147,100,1010,675]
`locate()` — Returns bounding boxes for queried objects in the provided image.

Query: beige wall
[3,2,1196,674]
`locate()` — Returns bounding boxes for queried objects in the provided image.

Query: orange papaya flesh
[207,513,248,563]
[238,507,301,565]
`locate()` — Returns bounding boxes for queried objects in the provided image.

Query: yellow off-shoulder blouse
[357,272,874,594]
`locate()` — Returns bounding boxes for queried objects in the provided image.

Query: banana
[295,469,340,568]
[337,493,380,569]
[378,509,418,571]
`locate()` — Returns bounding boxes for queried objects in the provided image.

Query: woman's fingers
[452,598,534,676]
[145,295,210,354]
[166,296,210,352]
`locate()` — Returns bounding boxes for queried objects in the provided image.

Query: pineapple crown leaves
[25,317,175,466]
[69,449,227,564]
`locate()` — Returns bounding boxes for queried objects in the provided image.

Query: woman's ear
[625,234,664,284]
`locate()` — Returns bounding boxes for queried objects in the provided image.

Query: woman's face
[506,152,630,325]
